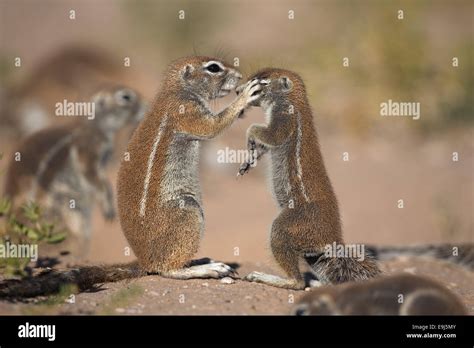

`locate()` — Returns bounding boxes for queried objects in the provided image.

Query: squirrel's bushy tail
[304,251,382,284]
[0,261,145,299]
[365,243,474,271]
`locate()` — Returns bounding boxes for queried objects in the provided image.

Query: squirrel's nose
[235,84,245,95]
[233,70,243,80]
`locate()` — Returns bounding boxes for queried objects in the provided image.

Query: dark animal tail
[365,243,474,271]
[0,261,145,299]
[304,249,381,285]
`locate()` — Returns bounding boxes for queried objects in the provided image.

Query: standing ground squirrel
[4,85,145,257]
[117,56,262,279]
[293,273,468,315]
[237,68,381,290]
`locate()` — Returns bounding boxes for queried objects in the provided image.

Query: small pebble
[220,277,235,284]
[115,308,126,313]
[202,282,209,287]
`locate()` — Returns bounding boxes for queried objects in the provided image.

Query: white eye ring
[203,60,225,74]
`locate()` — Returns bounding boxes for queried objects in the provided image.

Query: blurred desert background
[0,0,472,314]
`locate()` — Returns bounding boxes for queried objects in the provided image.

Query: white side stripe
[139,114,169,217]
[296,113,309,202]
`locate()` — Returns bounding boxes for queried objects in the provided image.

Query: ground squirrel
[293,273,467,315]
[237,68,381,290]
[4,85,145,257]
[117,56,262,279]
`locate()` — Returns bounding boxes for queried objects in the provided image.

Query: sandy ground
[0,258,472,315]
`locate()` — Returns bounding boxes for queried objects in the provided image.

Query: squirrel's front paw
[237,161,252,177]
[237,142,258,177]
[242,79,263,104]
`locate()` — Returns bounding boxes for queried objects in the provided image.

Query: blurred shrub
[0,199,67,279]
[0,155,66,279]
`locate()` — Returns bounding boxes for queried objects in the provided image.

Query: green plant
[0,199,68,278]
[0,154,67,279]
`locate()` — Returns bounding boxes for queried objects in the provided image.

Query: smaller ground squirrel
[293,273,468,315]
[4,85,145,257]
[117,56,262,279]
[237,68,381,290]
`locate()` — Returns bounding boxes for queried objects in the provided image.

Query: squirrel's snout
[235,84,245,95]
[232,70,243,80]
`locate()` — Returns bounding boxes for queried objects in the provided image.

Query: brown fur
[239,68,380,289]
[117,56,261,275]
[294,273,468,315]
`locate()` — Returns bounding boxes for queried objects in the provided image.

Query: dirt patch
[0,258,472,315]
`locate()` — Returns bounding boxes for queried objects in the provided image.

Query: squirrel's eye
[115,90,135,105]
[206,64,222,73]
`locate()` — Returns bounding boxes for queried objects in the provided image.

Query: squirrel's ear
[279,76,293,91]
[181,64,195,80]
